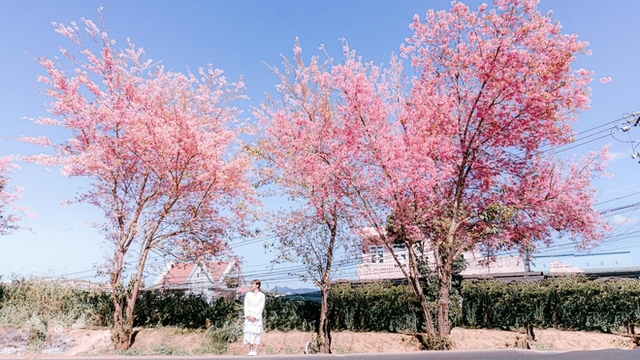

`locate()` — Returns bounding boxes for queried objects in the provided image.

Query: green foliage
[134,290,229,328]
[85,291,114,327]
[0,279,113,354]
[149,344,188,356]
[329,282,419,332]
[462,276,640,332]
[417,254,466,305]
[133,291,319,332]
[114,347,143,356]
[133,291,244,329]
[7,276,639,340]
[0,279,110,328]
[415,333,453,350]
[264,296,319,332]
[202,321,243,354]
[328,282,462,333]
[207,297,242,329]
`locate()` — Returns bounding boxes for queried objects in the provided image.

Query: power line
[32,112,640,284]
[535,113,636,155]
[595,191,640,206]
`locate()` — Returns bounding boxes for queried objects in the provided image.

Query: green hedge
[264,297,318,332]
[133,291,318,331]
[328,282,462,333]
[3,277,639,334]
[462,276,640,332]
[133,291,239,328]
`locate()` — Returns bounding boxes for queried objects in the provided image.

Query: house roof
[206,261,231,282]
[155,263,197,286]
[153,261,235,288]
[578,266,640,279]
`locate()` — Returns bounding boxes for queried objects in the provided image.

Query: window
[369,245,384,263]
[392,244,408,262]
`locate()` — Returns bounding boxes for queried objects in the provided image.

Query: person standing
[243,279,265,356]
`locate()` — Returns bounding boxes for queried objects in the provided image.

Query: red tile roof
[154,261,234,287]
[158,263,196,286]
[206,262,231,282]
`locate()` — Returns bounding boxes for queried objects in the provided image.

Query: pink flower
[599,77,612,84]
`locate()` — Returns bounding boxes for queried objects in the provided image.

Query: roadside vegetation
[1,276,638,354]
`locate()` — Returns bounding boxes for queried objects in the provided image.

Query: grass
[150,343,189,355]
[0,279,109,329]
[202,321,242,354]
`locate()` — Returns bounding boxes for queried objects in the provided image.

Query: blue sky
[1,1,640,288]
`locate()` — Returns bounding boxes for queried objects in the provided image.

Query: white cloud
[607,151,629,161]
[611,214,638,225]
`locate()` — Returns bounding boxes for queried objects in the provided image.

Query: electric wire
[20,113,640,285]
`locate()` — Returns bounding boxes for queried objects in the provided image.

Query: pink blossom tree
[0,157,26,235]
[256,50,359,352]
[23,14,256,350]
[260,0,609,343]
[395,0,610,336]
[259,40,442,338]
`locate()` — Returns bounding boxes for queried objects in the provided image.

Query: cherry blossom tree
[23,14,256,350]
[258,39,443,338]
[260,0,609,343]
[256,53,359,351]
[0,157,26,235]
[395,0,610,336]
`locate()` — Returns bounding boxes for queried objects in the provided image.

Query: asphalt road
[31,348,640,360]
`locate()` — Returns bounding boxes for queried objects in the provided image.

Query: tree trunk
[318,284,332,354]
[111,286,142,351]
[110,243,151,351]
[111,291,132,350]
[405,244,436,337]
[410,274,436,337]
[436,255,453,336]
[110,243,130,351]
[317,220,335,354]
[112,311,132,351]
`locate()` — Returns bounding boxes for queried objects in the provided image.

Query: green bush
[328,282,461,333]
[134,290,213,328]
[85,290,114,327]
[203,321,243,354]
[461,276,640,332]
[0,279,109,328]
[207,297,242,329]
[7,276,639,337]
[264,296,319,332]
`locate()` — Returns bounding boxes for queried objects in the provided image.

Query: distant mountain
[269,286,317,295]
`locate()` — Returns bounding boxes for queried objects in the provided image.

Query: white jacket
[244,290,265,320]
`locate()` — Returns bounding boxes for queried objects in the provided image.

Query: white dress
[243,290,265,344]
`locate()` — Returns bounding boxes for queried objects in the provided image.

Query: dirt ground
[0,326,637,356]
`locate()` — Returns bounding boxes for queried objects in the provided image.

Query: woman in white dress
[243,279,265,356]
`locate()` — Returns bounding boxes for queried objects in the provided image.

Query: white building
[152,261,245,302]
